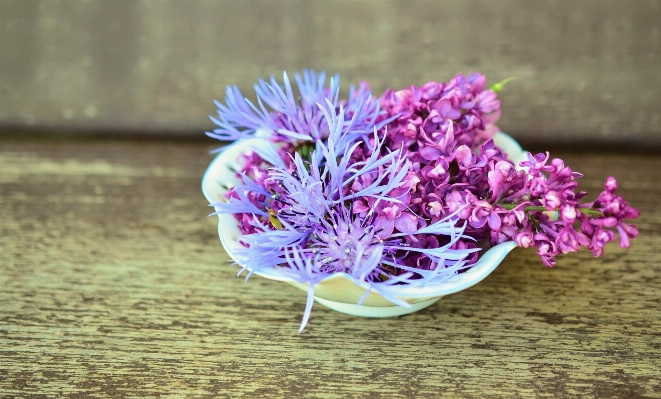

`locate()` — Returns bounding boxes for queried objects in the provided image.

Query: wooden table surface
[1,137,659,398]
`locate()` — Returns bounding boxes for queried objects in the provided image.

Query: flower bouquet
[202,70,639,332]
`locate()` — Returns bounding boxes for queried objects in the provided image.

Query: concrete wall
[1,0,660,146]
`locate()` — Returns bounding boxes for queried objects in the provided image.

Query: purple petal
[487,212,502,231]
[352,200,370,214]
[420,146,442,161]
[394,212,418,233]
[591,216,618,228]
[375,218,395,239]
[616,225,631,248]
[432,99,451,114]
[453,145,472,167]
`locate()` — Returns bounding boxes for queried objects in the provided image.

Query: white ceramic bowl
[202,132,528,317]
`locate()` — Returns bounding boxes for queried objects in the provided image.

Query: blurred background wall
[1,0,660,147]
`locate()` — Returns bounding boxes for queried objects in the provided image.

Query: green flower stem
[501,204,603,216]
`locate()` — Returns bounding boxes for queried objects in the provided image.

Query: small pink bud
[605,176,618,192]
[560,205,577,222]
[405,123,417,138]
[544,190,562,210]
[453,145,472,167]
[515,231,534,248]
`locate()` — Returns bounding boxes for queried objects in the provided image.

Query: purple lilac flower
[379,73,502,154]
[377,75,639,267]
[498,153,640,266]
[582,177,640,256]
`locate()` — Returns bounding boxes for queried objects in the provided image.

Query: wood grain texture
[0,137,660,398]
[1,0,661,146]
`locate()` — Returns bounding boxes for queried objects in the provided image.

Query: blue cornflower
[206,69,392,147]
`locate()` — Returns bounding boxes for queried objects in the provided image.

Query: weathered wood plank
[1,0,661,146]
[0,138,659,398]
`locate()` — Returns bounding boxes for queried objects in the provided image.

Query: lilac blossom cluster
[207,70,639,330]
[374,77,639,268]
